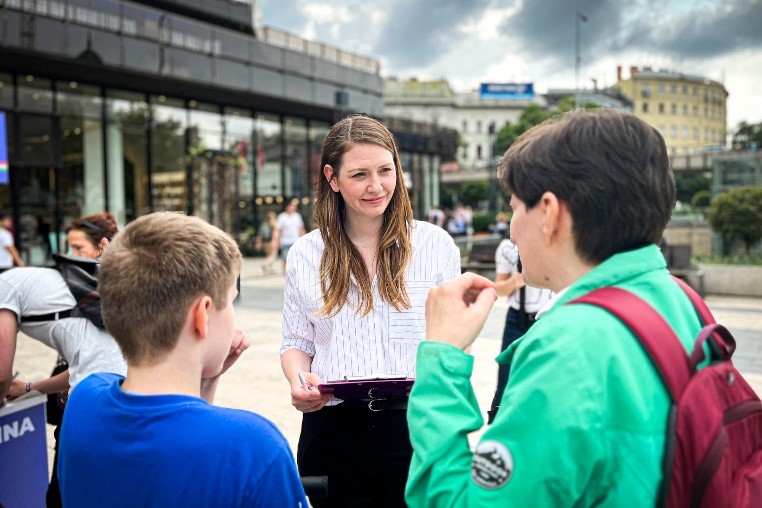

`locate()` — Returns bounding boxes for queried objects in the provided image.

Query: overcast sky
[256,0,762,130]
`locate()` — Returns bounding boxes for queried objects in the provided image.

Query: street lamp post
[488,122,497,212]
[574,12,588,109]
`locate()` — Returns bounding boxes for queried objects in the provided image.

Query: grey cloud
[373,0,493,70]
[624,0,762,59]
[501,0,762,66]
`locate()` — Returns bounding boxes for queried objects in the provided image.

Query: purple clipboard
[317,377,415,400]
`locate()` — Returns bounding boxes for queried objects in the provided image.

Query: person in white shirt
[280,114,461,507]
[0,211,24,270]
[487,237,554,423]
[274,200,305,274]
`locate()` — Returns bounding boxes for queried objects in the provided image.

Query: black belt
[337,398,408,412]
[21,309,75,323]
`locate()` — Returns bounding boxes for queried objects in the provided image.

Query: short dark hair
[498,108,675,264]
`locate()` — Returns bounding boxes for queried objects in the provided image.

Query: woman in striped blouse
[280,114,461,507]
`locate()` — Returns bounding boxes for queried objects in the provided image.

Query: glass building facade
[0,0,456,265]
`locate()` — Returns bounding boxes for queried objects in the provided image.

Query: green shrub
[691,190,711,209]
[471,212,493,233]
[693,254,762,266]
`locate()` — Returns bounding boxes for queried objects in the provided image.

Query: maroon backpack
[569,278,762,507]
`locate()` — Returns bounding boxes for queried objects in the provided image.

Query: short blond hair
[98,212,243,364]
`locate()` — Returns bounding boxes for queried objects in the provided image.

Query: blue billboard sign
[0,112,8,185]
[479,83,535,101]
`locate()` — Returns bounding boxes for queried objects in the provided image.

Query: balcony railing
[259,26,379,75]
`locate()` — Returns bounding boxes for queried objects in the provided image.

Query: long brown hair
[315,114,413,317]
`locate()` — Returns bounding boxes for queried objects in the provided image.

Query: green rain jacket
[406,245,705,507]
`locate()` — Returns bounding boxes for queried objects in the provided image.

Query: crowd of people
[2,109,750,507]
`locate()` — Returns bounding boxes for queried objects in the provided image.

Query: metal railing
[259,26,379,75]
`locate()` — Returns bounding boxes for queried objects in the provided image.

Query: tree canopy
[732,122,762,151]
[707,186,762,254]
[494,97,600,156]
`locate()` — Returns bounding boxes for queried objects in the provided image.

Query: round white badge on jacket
[471,440,514,489]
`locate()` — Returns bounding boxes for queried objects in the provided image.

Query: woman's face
[325,143,397,225]
[509,194,547,288]
[67,229,101,258]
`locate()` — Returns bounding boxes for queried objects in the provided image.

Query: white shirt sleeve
[495,239,518,275]
[280,243,316,357]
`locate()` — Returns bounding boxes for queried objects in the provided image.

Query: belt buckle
[367,399,383,412]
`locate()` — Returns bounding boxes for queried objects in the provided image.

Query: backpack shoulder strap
[569,287,691,401]
[671,277,715,325]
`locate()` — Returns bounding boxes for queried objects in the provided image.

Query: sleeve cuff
[417,341,474,377]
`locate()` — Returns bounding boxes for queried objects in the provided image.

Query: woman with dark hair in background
[66,212,118,258]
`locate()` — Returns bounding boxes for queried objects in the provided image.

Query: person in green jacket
[406,108,704,506]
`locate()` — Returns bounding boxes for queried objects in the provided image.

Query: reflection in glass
[306,121,330,228]
[224,108,255,247]
[57,82,104,218]
[284,117,307,198]
[107,90,149,223]
[189,103,238,236]
[255,113,282,196]
[19,114,55,167]
[151,96,187,212]
[0,73,13,109]
[15,166,56,265]
[18,75,53,114]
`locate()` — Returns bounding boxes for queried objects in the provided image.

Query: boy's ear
[190,295,213,339]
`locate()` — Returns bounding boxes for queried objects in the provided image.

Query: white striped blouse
[280,220,461,387]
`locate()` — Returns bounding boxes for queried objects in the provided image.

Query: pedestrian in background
[0,211,24,271]
[280,114,460,507]
[255,211,278,274]
[487,237,553,424]
[406,109,701,506]
[274,199,305,274]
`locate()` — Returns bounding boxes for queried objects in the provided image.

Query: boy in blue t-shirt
[58,212,308,507]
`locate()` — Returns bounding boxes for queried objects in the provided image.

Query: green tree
[494,99,601,155]
[674,172,711,205]
[732,121,762,151]
[707,186,762,254]
[441,181,491,208]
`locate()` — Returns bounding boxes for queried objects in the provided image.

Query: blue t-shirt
[59,373,307,507]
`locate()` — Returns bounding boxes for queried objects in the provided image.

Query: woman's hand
[4,378,27,401]
[290,371,332,413]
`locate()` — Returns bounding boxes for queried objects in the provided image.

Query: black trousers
[297,404,412,508]
[489,307,537,421]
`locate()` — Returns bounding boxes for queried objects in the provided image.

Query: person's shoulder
[1,266,65,286]
[412,219,451,242]
[292,229,323,250]
[206,406,293,450]
[68,372,122,405]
